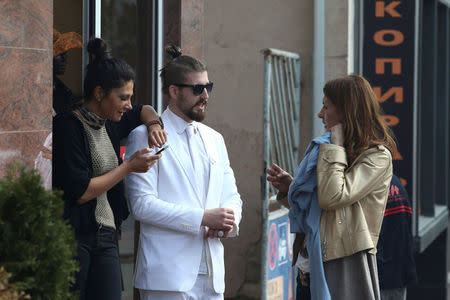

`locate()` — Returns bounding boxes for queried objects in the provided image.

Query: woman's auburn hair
[323,74,397,164]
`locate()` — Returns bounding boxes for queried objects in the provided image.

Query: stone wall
[0,0,53,178]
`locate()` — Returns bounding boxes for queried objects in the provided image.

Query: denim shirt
[288,131,331,300]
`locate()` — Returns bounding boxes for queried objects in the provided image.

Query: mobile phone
[155,145,169,155]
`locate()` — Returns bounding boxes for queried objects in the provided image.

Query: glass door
[93,0,163,299]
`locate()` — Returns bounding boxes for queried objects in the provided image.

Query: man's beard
[180,97,207,122]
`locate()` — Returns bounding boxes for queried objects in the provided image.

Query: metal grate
[263,49,301,198]
[261,48,301,300]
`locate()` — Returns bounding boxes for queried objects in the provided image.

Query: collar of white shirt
[166,107,199,135]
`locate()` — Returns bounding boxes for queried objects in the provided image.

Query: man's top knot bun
[165,44,182,59]
[87,38,112,63]
[160,45,207,96]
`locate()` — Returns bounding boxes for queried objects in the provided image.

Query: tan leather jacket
[317,143,392,262]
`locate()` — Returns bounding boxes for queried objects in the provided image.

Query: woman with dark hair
[53,38,166,300]
[267,74,395,300]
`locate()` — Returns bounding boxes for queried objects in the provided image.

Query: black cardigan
[53,104,143,233]
[376,174,418,289]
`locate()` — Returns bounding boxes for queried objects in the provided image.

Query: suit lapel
[198,125,219,209]
[162,112,202,204]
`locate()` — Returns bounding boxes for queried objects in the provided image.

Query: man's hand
[204,227,233,239]
[147,124,167,148]
[201,208,235,233]
[266,163,293,193]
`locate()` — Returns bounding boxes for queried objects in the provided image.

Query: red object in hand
[120,146,126,160]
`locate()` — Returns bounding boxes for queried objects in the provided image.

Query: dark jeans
[296,272,311,300]
[74,225,121,300]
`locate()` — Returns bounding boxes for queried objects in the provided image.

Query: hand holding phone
[155,145,169,155]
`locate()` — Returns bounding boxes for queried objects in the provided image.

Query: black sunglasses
[174,82,214,96]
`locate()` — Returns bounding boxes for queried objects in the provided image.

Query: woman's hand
[266,163,293,193]
[330,123,344,146]
[140,105,167,147]
[125,148,161,173]
[41,144,52,161]
[77,148,161,205]
[147,124,167,148]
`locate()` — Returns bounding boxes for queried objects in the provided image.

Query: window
[360,0,450,252]
[415,0,450,252]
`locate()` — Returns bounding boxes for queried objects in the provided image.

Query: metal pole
[412,0,420,238]
[312,0,325,138]
[261,53,272,300]
[156,0,164,113]
[94,0,101,38]
[82,0,90,92]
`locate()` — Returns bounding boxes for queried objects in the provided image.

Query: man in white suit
[124,46,242,300]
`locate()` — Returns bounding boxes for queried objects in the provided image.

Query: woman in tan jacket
[267,74,396,300]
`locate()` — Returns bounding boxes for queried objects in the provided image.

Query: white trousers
[139,274,223,300]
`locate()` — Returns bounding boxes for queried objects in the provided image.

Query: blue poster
[267,209,295,300]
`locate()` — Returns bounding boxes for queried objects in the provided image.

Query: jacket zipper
[322,212,327,259]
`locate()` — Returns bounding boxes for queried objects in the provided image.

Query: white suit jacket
[124,108,242,293]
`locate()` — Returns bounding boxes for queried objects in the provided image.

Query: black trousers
[74,226,122,300]
[296,273,311,300]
